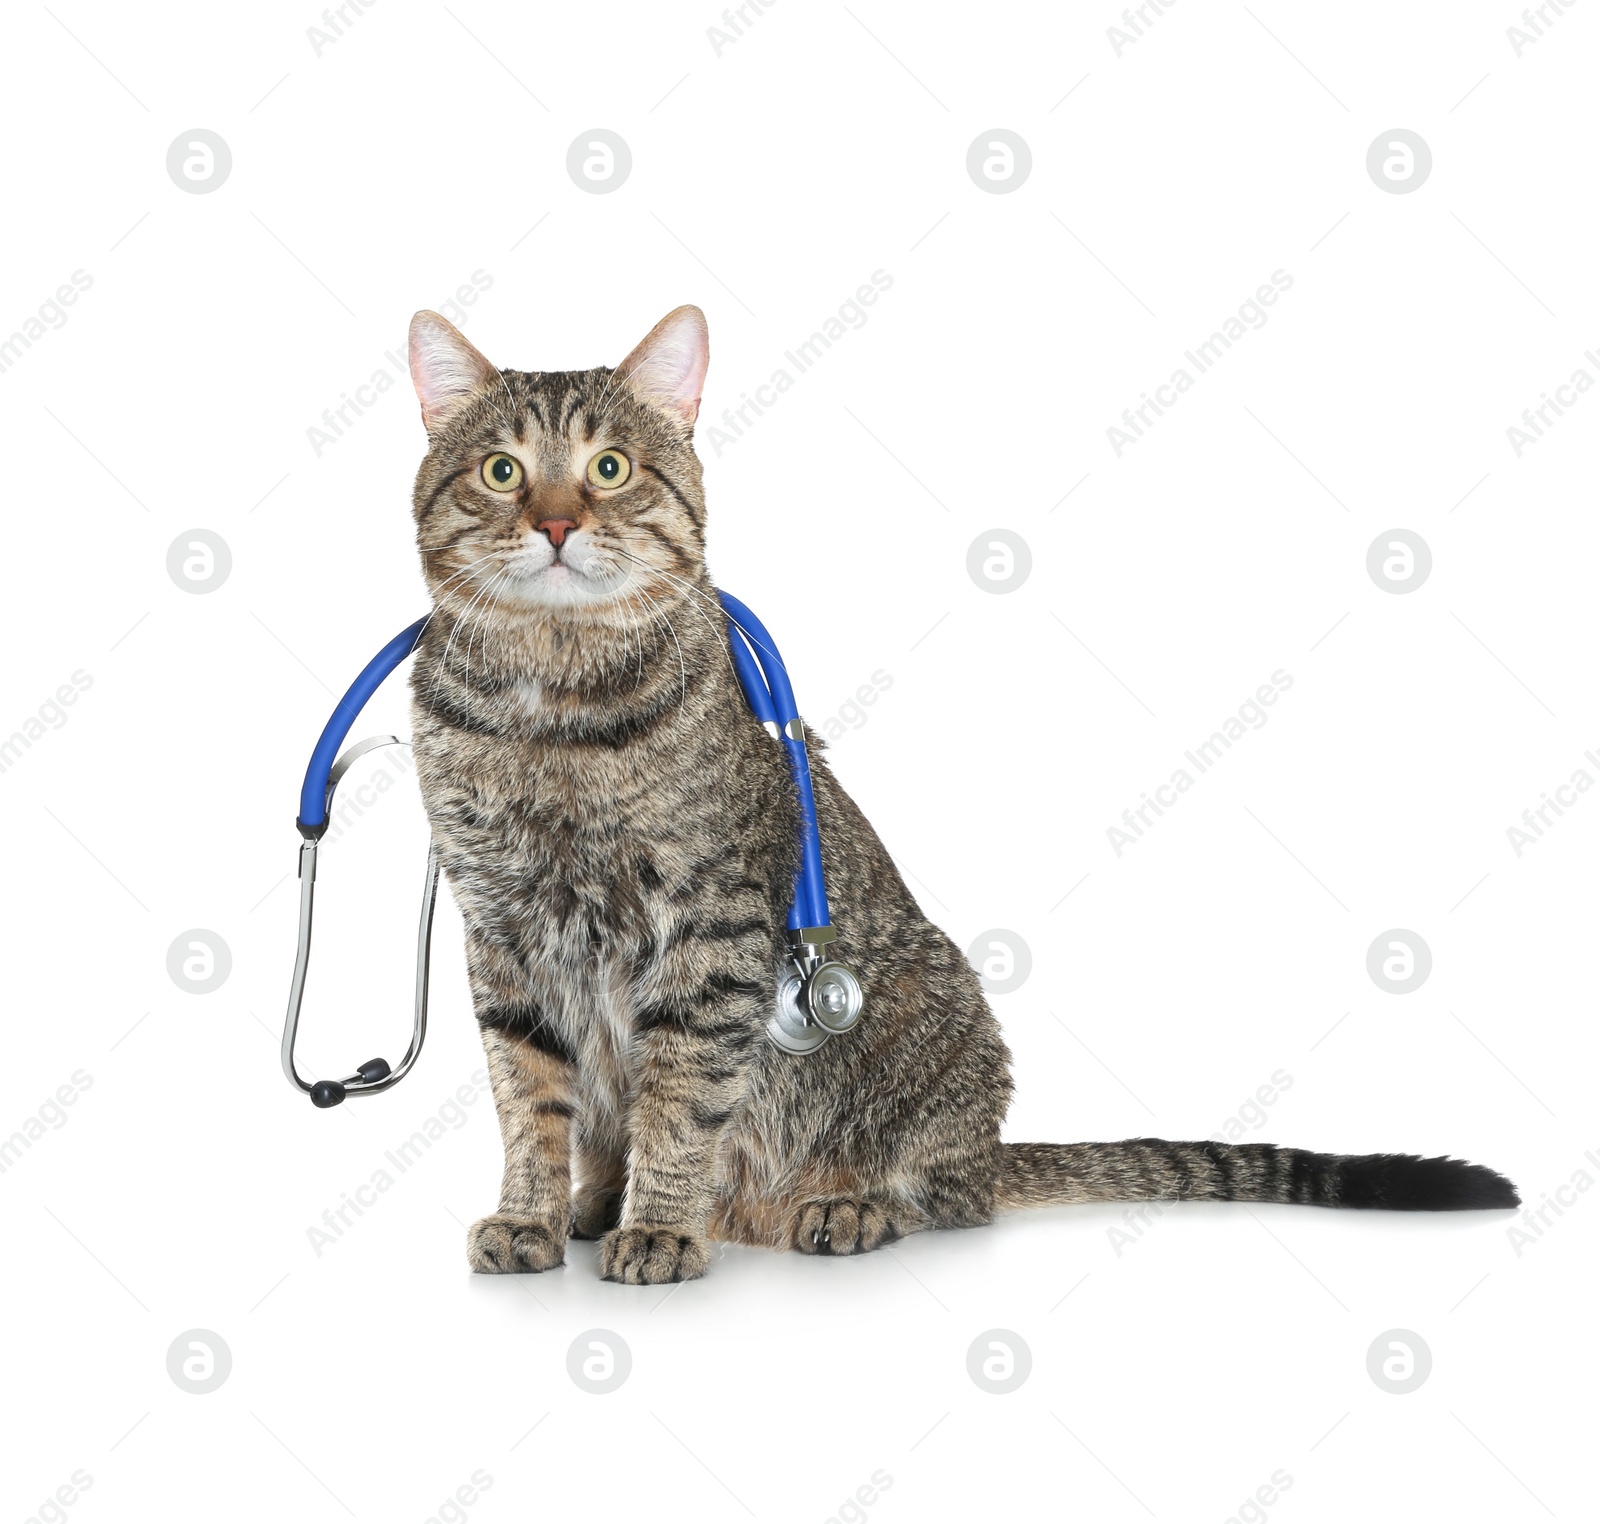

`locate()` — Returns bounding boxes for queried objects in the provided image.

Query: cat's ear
[616,306,709,427]
[408,311,499,430]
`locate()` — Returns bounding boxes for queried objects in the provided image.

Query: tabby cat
[404,305,1517,1284]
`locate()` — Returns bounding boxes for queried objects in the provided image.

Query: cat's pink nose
[537,518,577,547]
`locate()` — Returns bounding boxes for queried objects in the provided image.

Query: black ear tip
[309,1079,346,1109]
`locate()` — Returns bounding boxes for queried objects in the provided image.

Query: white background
[1,2,1594,1520]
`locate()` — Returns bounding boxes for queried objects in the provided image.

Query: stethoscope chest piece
[718,591,868,1056]
[770,973,832,1054]
[767,928,865,1054]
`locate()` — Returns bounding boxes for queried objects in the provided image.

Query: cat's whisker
[616,589,648,690]
[591,364,620,417]
[606,546,721,621]
[415,555,509,647]
[590,553,673,692]
[464,569,514,707]
[454,566,509,655]
[630,584,687,712]
[425,550,505,590]
[464,573,497,677]
[431,566,508,709]
[630,590,679,702]
[604,563,662,653]
[625,594,661,687]
[606,547,741,679]
[447,573,513,721]
[416,569,502,656]
[592,358,640,421]
[492,368,520,436]
[428,554,504,600]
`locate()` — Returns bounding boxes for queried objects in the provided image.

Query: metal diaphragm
[769,973,830,1053]
[806,962,864,1033]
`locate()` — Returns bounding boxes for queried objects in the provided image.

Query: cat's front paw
[467,1213,566,1274]
[597,1224,709,1284]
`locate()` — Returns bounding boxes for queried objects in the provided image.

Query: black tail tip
[1339,1153,1520,1211]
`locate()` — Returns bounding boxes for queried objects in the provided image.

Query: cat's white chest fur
[512,678,543,717]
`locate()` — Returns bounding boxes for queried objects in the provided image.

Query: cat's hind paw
[792,1199,904,1256]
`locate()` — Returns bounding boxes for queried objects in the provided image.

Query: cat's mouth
[492,544,635,609]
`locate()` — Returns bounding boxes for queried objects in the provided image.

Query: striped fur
[403,308,1518,1284]
[996,1141,1518,1212]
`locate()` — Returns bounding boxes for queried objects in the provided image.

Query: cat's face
[407,307,710,623]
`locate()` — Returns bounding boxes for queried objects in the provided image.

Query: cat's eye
[481,453,523,492]
[586,449,631,489]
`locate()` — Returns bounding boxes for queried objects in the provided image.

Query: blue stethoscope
[280,593,863,1107]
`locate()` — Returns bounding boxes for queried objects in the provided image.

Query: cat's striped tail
[995,1139,1519,1211]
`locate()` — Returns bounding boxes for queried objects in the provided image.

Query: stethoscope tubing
[717,591,830,932]
[297,617,429,835]
[283,590,842,1104]
[282,735,440,1105]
